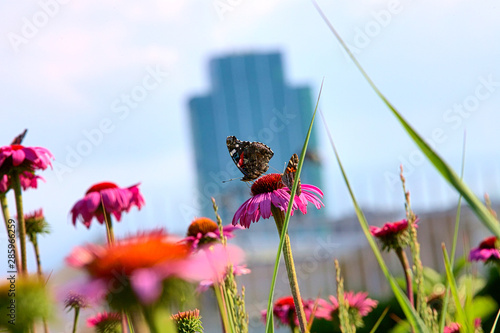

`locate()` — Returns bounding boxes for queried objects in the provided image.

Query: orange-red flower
[66,230,189,304]
[66,229,244,306]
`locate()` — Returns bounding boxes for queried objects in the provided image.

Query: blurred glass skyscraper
[188,52,323,222]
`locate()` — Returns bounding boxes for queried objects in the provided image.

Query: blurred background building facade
[188,52,323,222]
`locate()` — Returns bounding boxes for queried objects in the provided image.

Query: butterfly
[11,129,27,145]
[226,136,274,182]
[281,153,301,195]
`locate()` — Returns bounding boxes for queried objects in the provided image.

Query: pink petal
[131,269,162,304]
[179,244,245,282]
[11,149,26,166]
[84,192,101,213]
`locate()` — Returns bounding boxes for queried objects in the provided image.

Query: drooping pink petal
[232,173,323,228]
[11,149,26,166]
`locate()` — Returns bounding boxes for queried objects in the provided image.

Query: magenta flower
[0,145,52,193]
[184,217,242,250]
[370,218,418,251]
[0,145,53,174]
[64,291,90,310]
[232,173,324,228]
[70,181,145,228]
[0,171,45,193]
[443,319,481,333]
[330,291,378,317]
[469,236,500,263]
[261,296,302,327]
[261,296,332,328]
[443,322,460,333]
[87,311,122,328]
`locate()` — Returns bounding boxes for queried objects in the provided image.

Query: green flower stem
[104,212,115,244]
[125,311,135,333]
[271,205,308,333]
[31,235,43,277]
[11,172,27,275]
[213,281,232,333]
[72,308,80,333]
[1,194,21,272]
[395,247,414,308]
[142,307,159,333]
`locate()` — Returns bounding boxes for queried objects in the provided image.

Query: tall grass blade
[442,243,472,332]
[490,309,500,333]
[369,306,390,333]
[439,133,466,332]
[312,1,500,238]
[265,79,324,333]
[320,109,428,332]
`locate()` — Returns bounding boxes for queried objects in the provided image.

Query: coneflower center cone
[251,173,284,196]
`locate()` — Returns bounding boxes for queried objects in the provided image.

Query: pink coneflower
[0,145,53,175]
[261,296,332,328]
[64,291,90,310]
[23,209,50,243]
[469,236,500,263]
[232,173,323,228]
[66,230,244,307]
[87,311,122,329]
[262,296,301,327]
[184,217,242,250]
[444,319,481,333]
[443,322,460,333]
[330,291,378,317]
[370,218,418,251]
[70,182,145,228]
[0,171,44,193]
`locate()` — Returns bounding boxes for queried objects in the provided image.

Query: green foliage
[212,198,249,333]
[265,79,324,333]
[172,310,204,333]
[0,277,52,333]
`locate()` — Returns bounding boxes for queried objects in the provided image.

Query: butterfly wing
[226,136,274,182]
[11,129,28,145]
[282,153,301,195]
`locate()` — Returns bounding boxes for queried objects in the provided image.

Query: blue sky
[1,0,500,272]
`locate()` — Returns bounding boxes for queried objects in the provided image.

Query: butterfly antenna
[269,165,282,173]
[222,177,241,183]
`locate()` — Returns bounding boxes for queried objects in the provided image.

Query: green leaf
[440,138,466,332]
[369,306,390,333]
[312,1,500,239]
[442,243,472,332]
[490,309,500,333]
[264,79,324,333]
[320,109,428,332]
